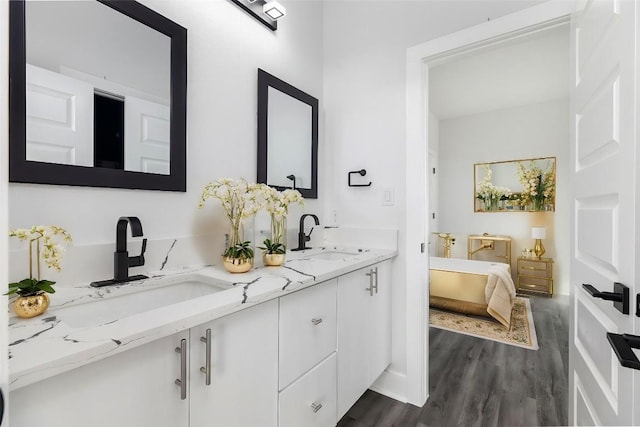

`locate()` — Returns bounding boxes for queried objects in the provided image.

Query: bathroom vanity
[8,246,395,427]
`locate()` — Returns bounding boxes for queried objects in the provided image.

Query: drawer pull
[521,266,544,271]
[311,402,323,413]
[311,318,323,326]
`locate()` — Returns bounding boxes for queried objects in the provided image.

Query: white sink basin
[305,250,361,261]
[51,274,231,328]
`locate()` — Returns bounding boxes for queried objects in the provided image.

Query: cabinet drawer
[518,276,552,294]
[279,279,337,389]
[517,259,552,278]
[279,353,337,427]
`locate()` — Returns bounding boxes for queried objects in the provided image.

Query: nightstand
[517,257,553,297]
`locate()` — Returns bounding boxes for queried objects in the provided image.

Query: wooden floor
[337,295,570,427]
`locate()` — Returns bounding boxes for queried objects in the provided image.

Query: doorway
[403,0,574,410]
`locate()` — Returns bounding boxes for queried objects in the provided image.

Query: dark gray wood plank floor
[337,295,569,427]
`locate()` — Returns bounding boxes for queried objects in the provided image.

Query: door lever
[636,293,640,318]
[607,332,640,370]
[582,282,629,315]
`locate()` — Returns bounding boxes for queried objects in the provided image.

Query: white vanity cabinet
[9,256,395,427]
[189,298,279,427]
[278,279,338,427]
[10,299,278,427]
[336,260,392,419]
[10,331,190,427]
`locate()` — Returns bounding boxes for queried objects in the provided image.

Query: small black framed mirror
[9,0,187,191]
[257,69,318,199]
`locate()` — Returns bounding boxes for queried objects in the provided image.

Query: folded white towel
[485,265,517,328]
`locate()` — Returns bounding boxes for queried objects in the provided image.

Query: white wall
[437,99,570,295]
[323,0,545,404]
[7,0,324,284]
[1,0,9,421]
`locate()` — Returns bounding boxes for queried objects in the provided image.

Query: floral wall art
[474,157,556,213]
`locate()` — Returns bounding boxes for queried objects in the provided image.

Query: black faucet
[90,216,148,287]
[291,214,320,251]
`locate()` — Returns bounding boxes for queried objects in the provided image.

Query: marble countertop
[8,246,396,390]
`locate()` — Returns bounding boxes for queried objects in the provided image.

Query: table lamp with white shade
[531,226,546,259]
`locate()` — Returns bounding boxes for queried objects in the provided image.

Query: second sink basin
[305,250,361,261]
[51,274,231,329]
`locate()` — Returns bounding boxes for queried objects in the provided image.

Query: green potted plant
[7,225,72,318]
[259,238,286,267]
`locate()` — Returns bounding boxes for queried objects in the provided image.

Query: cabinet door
[189,299,279,427]
[368,260,392,384]
[10,331,189,427]
[336,267,370,419]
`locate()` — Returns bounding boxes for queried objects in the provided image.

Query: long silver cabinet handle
[174,339,187,400]
[365,269,374,296]
[311,318,323,326]
[200,328,212,386]
[373,267,379,294]
[311,402,323,413]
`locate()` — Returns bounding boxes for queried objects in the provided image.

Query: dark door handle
[1,387,4,426]
[582,282,629,315]
[636,294,640,317]
[607,332,640,370]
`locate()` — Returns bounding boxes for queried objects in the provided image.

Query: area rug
[429,297,539,350]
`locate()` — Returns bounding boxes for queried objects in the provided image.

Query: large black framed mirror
[9,0,187,191]
[257,69,318,199]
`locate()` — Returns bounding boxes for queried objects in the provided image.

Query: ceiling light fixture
[263,0,286,20]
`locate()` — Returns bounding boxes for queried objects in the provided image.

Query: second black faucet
[291,214,320,251]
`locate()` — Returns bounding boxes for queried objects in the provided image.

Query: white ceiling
[429,24,570,120]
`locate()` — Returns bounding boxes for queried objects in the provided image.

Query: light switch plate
[382,187,394,206]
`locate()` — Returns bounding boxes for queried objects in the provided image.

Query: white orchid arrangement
[263,187,304,218]
[199,178,268,259]
[517,160,555,210]
[7,225,73,297]
[199,179,306,259]
[261,187,304,253]
[476,165,512,210]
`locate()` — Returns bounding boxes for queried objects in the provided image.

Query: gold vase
[263,253,285,267]
[222,256,253,273]
[14,293,50,318]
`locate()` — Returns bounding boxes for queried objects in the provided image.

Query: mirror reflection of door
[24,0,171,175]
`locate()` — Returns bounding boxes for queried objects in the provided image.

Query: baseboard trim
[369,369,408,403]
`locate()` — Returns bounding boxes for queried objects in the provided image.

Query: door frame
[404,0,575,407]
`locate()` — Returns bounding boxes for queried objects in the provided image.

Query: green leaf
[37,281,56,294]
[4,288,18,296]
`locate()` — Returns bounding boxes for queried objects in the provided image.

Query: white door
[26,64,93,166]
[569,0,638,425]
[124,96,170,175]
